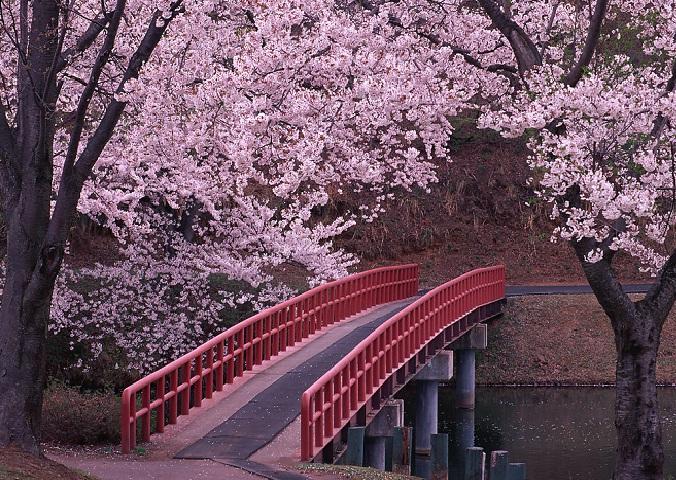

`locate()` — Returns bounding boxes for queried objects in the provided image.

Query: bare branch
[564,0,608,87]
[55,13,110,72]
[477,0,542,75]
[652,58,676,139]
[0,102,14,198]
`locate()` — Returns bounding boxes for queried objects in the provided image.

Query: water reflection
[402,386,676,480]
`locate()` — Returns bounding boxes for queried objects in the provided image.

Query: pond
[401,386,676,479]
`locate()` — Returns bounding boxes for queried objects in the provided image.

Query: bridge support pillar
[413,351,453,455]
[414,380,438,455]
[365,400,403,470]
[452,324,487,409]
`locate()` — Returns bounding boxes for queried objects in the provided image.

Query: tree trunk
[0,209,62,454]
[0,278,50,454]
[613,310,664,480]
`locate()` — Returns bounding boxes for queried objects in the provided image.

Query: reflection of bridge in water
[118,264,525,479]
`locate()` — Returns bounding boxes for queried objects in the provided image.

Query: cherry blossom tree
[0,0,466,454]
[466,2,675,478]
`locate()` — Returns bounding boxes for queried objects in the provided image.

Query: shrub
[42,383,120,445]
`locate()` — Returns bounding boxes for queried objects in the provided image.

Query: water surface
[401,386,676,479]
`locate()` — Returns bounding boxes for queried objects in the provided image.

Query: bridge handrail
[300,265,506,461]
[120,264,419,453]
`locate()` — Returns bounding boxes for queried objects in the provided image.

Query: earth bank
[477,295,676,385]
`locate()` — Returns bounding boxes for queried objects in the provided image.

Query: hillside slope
[340,124,649,286]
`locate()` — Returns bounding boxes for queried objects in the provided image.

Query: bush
[42,383,120,445]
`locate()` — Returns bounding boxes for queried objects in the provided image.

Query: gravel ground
[477,294,676,385]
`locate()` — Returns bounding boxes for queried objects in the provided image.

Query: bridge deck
[170,297,419,464]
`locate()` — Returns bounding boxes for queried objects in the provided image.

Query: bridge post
[430,433,449,480]
[344,426,365,466]
[391,426,413,474]
[413,351,453,455]
[489,450,510,480]
[464,446,486,480]
[456,407,476,451]
[452,324,487,409]
[364,399,403,470]
[507,463,527,480]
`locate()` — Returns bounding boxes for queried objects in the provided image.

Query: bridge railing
[120,264,419,453]
[300,265,505,461]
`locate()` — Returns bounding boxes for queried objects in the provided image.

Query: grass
[297,463,419,479]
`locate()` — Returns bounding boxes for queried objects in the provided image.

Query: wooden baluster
[194,354,203,407]
[205,346,214,399]
[156,376,165,433]
[215,341,224,391]
[169,370,178,424]
[142,385,151,441]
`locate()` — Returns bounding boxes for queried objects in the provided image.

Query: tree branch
[350,0,520,81]
[0,102,14,199]
[641,250,676,325]
[55,13,110,72]
[558,185,634,325]
[564,0,608,87]
[0,102,15,158]
[47,0,184,245]
[651,58,676,139]
[385,16,520,84]
[58,0,126,197]
[571,236,636,328]
[477,0,542,75]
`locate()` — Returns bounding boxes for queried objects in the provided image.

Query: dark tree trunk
[0,213,63,453]
[574,239,675,480]
[613,309,664,480]
[0,272,51,454]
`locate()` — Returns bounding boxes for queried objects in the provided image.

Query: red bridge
[117,264,506,478]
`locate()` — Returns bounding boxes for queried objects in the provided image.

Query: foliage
[0,0,468,374]
[41,383,120,445]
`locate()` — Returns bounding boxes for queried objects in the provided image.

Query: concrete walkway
[51,298,418,480]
